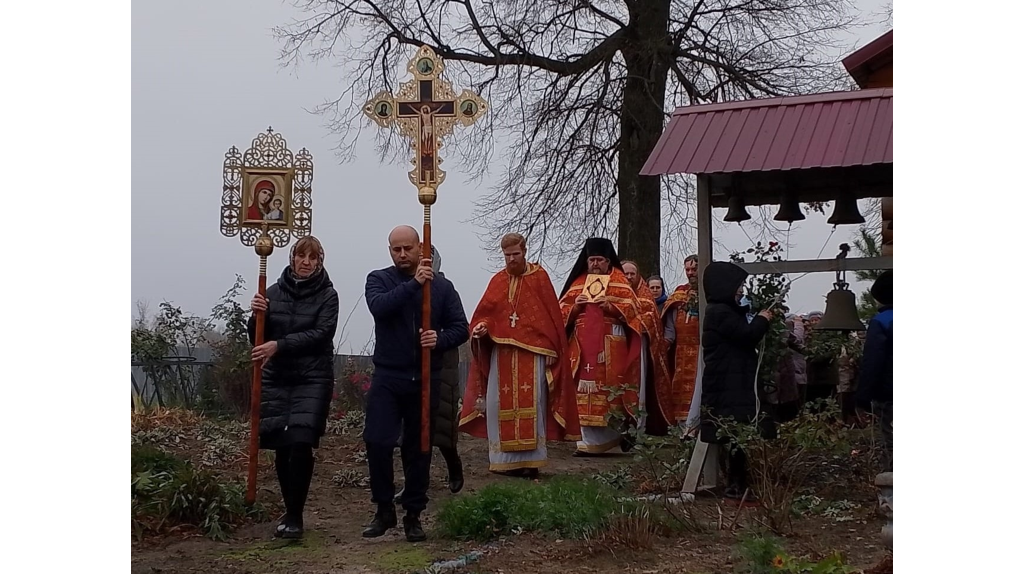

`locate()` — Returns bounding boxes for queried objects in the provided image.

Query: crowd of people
[245,228,893,542]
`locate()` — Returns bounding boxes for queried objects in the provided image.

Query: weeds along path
[131,411,889,574]
[131,422,630,573]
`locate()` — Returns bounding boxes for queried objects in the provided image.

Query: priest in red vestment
[662,254,701,428]
[621,260,671,437]
[559,238,647,456]
[459,233,581,478]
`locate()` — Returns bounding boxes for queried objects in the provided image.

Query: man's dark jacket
[364,265,469,381]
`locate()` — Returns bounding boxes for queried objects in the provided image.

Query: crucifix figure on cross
[509,312,520,328]
[363,45,488,198]
[361,45,488,454]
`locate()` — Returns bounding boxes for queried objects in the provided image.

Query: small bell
[724,195,751,222]
[827,191,865,225]
[816,283,865,331]
[773,190,805,223]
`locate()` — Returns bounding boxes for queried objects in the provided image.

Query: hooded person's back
[429,246,462,449]
[855,270,892,410]
[698,262,771,443]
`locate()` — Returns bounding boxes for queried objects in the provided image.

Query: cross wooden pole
[420,202,433,453]
[246,227,274,505]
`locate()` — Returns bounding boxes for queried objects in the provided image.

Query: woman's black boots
[274,446,314,539]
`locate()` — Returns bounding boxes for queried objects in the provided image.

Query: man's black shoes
[361,505,398,538]
[447,456,465,493]
[404,512,427,542]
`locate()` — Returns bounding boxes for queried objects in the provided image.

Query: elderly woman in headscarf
[249,236,339,539]
[647,275,668,314]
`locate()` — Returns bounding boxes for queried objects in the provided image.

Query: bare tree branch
[276,0,856,273]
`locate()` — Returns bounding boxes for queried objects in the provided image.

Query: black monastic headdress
[560,237,623,297]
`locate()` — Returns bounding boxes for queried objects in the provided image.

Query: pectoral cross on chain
[509,312,520,328]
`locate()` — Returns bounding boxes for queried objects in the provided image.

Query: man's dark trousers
[364,373,440,514]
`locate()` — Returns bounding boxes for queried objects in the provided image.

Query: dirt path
[131,435,889,574]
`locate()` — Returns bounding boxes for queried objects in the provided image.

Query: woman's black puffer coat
[698,262,770,444]
[247,267,339,447]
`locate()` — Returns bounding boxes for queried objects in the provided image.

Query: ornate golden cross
[363,45,488,202]
[509,312,520,328]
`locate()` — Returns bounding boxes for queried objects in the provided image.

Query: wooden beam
[684,175,720,495]
[696,175,712,316]
[734,256,892,276]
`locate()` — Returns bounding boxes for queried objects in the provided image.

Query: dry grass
[131,407,250,471]
[599,505,656,550]
[131,407,205,433]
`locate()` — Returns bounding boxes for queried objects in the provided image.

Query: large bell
[773,190,805,223]
[816,283,865,331]
[827,191,865,225]
[724,195,751,222]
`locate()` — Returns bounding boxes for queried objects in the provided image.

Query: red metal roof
[640,88,892,176]
[843,30,893,83]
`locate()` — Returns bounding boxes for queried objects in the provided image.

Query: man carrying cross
[558,238,647,456]
[459,233,581,477]
[361,225,469,542]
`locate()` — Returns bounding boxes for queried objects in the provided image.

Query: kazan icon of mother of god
[247,179,276,221]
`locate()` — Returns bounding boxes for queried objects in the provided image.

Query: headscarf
[648,275,668,307]
[288,236,325,282]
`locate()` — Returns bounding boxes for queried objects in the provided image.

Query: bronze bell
[773,190,805,223]
[827,191,865,225]
[815,283,865,331]
[723,195,751,222]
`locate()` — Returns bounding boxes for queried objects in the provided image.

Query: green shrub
[436,476,632,541]
[131,445,265,541]
[734,533,856,574]
[131,443,185,476]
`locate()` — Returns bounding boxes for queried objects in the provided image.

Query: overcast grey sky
[132,0,891,353]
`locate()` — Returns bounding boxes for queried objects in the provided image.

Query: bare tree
[277,0,856,275]
[134,300,151,329]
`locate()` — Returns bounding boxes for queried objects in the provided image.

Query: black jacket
[699,262,770,444]
[434,348,462,449]
[364,265,469,380]
[247,267,339,440]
